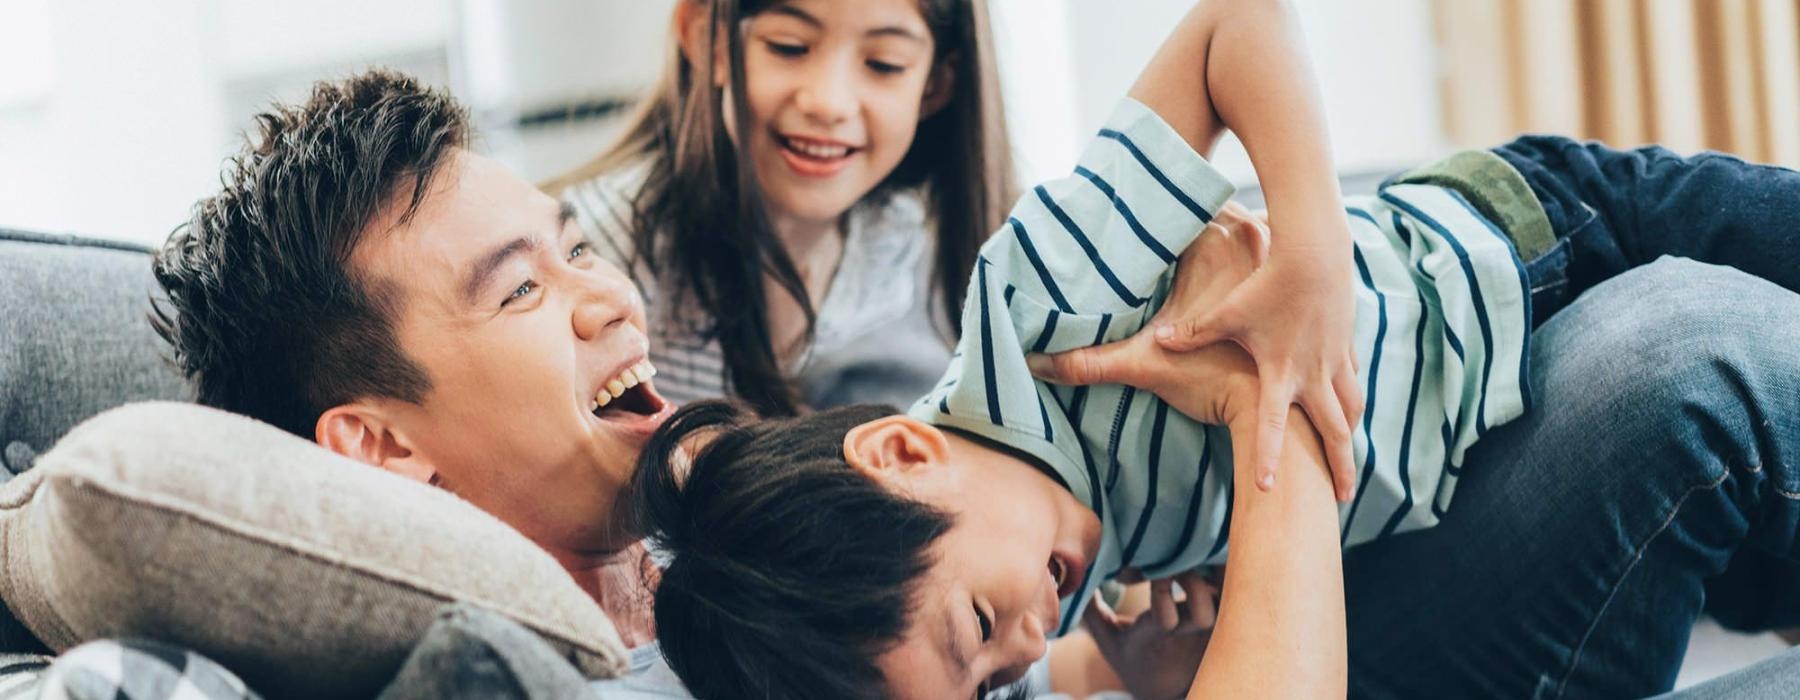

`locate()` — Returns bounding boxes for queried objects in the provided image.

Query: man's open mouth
[591,359,667,422]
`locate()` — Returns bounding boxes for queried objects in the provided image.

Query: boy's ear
[843,415,951,485]
[675,0,730,88]
[316,402,438,486]
[920,55,957,120]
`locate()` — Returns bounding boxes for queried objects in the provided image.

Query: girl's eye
[867,60,905,75]
[503,281,536,307]
[766,40,807,58]
[569,242,588,261]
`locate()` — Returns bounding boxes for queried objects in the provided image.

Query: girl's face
[737,0,943,225]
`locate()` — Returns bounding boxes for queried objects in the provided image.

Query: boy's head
[153,70,673,556]
[635,400,1100,699]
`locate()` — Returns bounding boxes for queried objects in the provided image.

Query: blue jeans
[1345,138,1800,699]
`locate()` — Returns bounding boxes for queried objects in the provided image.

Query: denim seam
[1552,467,1733,698]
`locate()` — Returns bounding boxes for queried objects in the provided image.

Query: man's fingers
[1151,578,1179,631]
[1302,384,1357,502]
[1252,373,1292,491]
[1028,338,1142,388]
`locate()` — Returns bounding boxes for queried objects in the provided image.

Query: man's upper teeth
[595,360,657,409]
[790,139,848,158]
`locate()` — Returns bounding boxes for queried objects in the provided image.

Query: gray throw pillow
[0,402,628,699]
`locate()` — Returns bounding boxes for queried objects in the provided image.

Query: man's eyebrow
[462,235,541,304]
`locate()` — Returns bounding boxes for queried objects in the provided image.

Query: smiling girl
[548,0,1014,416]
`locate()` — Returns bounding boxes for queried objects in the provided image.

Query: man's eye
[503,281,536,306]
[975,604,992,642]
[766,40,807,57]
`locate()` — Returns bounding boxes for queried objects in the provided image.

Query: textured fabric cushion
[0,402,629,699]
[0,229,189,476]
[376,604,591,700]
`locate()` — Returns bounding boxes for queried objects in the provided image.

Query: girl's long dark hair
[546,0,1015,416]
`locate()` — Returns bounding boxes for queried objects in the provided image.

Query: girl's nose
[794,66,855,125]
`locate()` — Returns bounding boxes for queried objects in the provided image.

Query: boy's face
[345,150,675,558]
[844,417,1102,699]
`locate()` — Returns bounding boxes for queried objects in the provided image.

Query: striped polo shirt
[907,97,1535,636]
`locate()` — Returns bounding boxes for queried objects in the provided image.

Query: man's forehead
[353,150,557,295]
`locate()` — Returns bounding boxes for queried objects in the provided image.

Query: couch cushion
[0,229,189,476]
[0,402,629,699]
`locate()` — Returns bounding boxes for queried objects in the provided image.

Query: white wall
[0,0,1445,246]
[993,0,1445,187]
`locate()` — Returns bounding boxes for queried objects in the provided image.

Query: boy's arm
[1129,0,1363,502]
[1188,405,1346,698]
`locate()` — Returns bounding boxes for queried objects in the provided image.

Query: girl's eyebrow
[765,4,927,44]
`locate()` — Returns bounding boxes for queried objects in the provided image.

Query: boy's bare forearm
[1188,407,1347,699]
[1129,0,1347,251]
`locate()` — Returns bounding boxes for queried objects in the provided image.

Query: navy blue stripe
[1035,383,1056,443]
[1440,416,1461,476]
[1104,388,1138,494]
[1009,217,1075,313]
[1346,207,1379,228]
[1074,165,1177,263]
[937,379,956,415]
[1048,385,1104,637]
[1340,248,1389,543]
[1003,283,1017,307]
[1393,213,1466,364]
[1097,129,1217,223]
[1377,299,1430,539]
[1205,478,1233,561]
[977,260,1003,426]
[1114,401,1170,573]
[1380,192,1498,437]
[1031,310,1061,354]
[1440,188,1535,412]
[1093,314,1114,344]
[1034,186,1146,308]
[1141,432,1213,571]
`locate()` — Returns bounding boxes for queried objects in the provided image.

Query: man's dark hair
[633,400,954,700]
[152,70,468,437]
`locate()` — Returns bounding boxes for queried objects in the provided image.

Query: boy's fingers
[1151,578,1179,631]
[1302,383,1356,502]
[1154,307,1237,353]
[1176,571,1218,632]
[1253,372,1292,491]
[1028,339,1143,388]
[1334,360,1365,428]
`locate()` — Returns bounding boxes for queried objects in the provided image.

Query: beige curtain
[1434,0,1800,167]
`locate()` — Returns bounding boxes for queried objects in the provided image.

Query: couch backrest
[0,229,190,478]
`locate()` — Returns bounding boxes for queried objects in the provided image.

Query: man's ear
[842,415,951,486]
[315,403,437,485]
[675,0,729,88]
[920,55,958,120]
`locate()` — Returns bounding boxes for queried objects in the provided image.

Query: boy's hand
[1084,569,1219,700]
[1154,208,1363,501]
[1027,205,1264,429]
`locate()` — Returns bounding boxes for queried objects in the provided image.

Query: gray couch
[0,227,192,655]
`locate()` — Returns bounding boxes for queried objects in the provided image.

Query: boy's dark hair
[634,400,954,700]
[151,70,468,437]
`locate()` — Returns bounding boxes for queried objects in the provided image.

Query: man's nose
[570,275,638,341]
